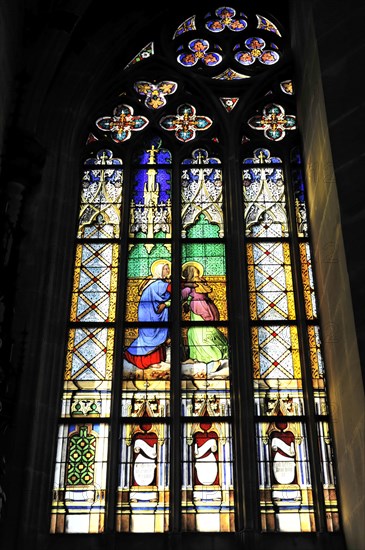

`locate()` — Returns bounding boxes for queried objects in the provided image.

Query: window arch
[50,3,341,538]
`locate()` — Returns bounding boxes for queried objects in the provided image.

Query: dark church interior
[0,1,364,549]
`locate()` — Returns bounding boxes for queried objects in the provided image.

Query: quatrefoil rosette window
[159,104,212,142]
[96,104,149,142]
[248,103,296,141]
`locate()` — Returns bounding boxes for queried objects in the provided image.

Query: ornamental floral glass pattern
[204,6,247,32]
[248,103,296,141]
[159,104,213,142]
[134,81,177,110]
[96,105,149,142]
[234,37,280,66]
[173,7,281,80]
[177,39,222,67]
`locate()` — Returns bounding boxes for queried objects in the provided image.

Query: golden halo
[181,261,204,277]
[150,259,171,278]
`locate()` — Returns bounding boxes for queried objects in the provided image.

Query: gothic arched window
[50,4,340,537]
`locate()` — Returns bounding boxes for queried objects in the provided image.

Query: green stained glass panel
[67,425,96,485]
[181,244,227,322]
[186,214,221,238]
[181,242,226,275]
[127,242,171,278]
[50,422,109,534]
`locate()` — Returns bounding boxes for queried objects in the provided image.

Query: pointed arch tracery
[50,4,340,537]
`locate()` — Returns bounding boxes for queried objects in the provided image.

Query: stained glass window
[50,4,340,538]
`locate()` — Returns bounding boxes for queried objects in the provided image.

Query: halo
[150,259,171,278]
[181,261,204,277]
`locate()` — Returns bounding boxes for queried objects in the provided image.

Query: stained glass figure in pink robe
[181,261,228,366]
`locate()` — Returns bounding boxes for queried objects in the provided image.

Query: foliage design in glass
[248,104,296,141]
[50,150,123,533]
[67,425,96,485]
[181,148,224,238]
[134,81,177,109]
[234,37,280,66]
[159,104,213,142]
[204,6,247,32]
[96,104,149,142]
[280,79,294,95]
